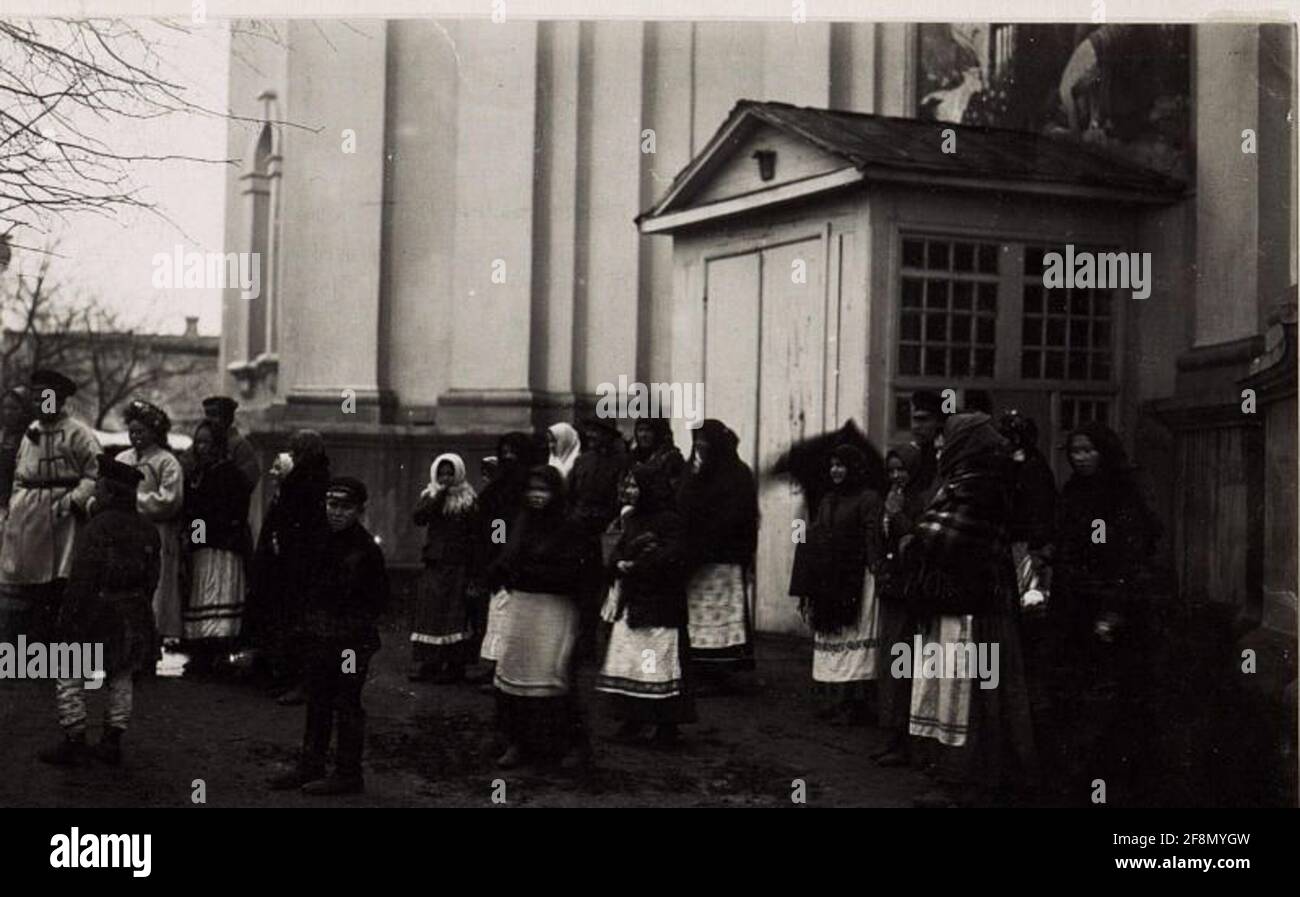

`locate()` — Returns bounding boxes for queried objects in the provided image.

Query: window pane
[924,347,946,376]
[1068,352,1088,380]
[900,312,921,340]
[1092,320,1110,347]
[902,277,923,308]
[899,345,920,375]
[1022,315,1042,345]
[1070,290,1090,316]
[926,280,949,308]
[1048,290,1067,314]
[952,281,973,310]
[1023,285,1042,314]
[950,347,971,376]
[1046,318,1065,346]
[976,316,995,344]
[926,313,947,341]
[1093,291,1111,317]
[951,314,972,342]
[977,282,998,311]
[978,243,999,273]
[1044,351,1064,378]
[1092,354,1111,380]
[927,241,950,270]
[953,242,975,271]
[974,348,995,377]
[1061,398,1075,427]
[903,239,925,268]
[1021,350,1041,378]
[1024,246,1045,275]
[1069,320,1090,347]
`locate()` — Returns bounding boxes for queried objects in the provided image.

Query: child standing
[269,476,389,795]
[409,453,478,683]
[39,455,160,767]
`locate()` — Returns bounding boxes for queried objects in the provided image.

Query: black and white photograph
[0,0,1295,843]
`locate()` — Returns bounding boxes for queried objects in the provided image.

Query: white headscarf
[547,422,581,480]
[422,452,476,516]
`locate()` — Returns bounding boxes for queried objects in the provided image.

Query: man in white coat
[0,369,100,641]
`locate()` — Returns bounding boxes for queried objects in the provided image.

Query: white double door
[703,233,834,635]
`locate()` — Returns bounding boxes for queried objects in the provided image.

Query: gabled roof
[638,100,1186,232]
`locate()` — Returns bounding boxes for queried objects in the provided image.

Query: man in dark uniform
[39,455,159,767]
[269,476,388,796]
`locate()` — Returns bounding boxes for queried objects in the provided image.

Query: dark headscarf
[937,412,1008,480]
[524,463,566,512]
[632,417,675,462]
[677,419,758,565]
[289,429,327,465]
[1067,421,1133,479]
[830,443,871,493]
[886,443,924,479]
[769,419,886,511]
[192,419,229,467]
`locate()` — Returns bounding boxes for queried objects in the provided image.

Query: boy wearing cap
[269,476,389,795]
[39,454,160,766]
[0,369,100,641]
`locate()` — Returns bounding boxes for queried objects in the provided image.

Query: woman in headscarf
[1048,421,1162,798]
[474,431,540,677]
[678,419,758,682]
[795,443,884,725]
[899,412,1037,806]
[871,444,928,766]
[597,466,696,745]
[181,419,254,674]
[546,422,581,481]
[630,417,686,498]
[119,400,185,650]
[409,452,479,684]
[249,428,331,703]
[485,464,589,769]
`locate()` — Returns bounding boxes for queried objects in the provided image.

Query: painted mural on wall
[916,24,1190,180]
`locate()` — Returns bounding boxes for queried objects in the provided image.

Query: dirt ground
[0,627,940,808]
[2,616,1290,808]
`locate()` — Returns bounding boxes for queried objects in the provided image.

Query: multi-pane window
[1060,395,1112,432]
[1020,246,1114,382]
[899,237,1000,379]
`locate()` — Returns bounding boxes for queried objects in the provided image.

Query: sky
[3,20,232,337]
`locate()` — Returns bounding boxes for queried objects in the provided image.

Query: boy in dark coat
[39,455,160,767]
[269,476,389,795]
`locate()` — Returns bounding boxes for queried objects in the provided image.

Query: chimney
[184,316,199,338]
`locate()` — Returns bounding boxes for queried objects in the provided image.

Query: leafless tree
[3,251,212,429]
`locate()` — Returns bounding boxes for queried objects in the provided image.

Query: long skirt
[685,562,754,671]
[812,572,881,683]
[909,606,1039,792]
[182,548,245,644]
[493,590,580,698]
[596,615,696,724]
[479,589,512,662]
[410,562,472,666]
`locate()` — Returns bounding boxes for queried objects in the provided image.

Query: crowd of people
[0,366,1169,805]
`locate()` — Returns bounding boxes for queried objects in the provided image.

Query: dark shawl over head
[487,464,586,595]
[1057,422,1160,581]
[677,419,758,565]
[768,419,886,512]
[611,466,690,628]
[901,413,1015,616]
